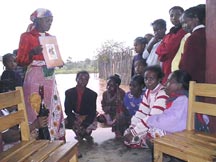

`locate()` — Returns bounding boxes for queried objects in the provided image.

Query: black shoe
[84,134,93,143]
[146,138,154,151]
[97,115,106,123]
[78,152,83,159]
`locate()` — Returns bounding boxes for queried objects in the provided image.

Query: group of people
[0,3,207,162]
[128,3,208,140]
[96,3,207,156]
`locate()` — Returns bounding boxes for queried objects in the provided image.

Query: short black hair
[151,19,166,29]
[134,37,148,45]
[184,5,205,24]
[169,6,184,14]
[76,70,90,81]
[107,74,121,86]
[131,74,144,86]
[135,59,147,67]
[144,65,164,80]
[171,70,192,90]
[2,53,14,67]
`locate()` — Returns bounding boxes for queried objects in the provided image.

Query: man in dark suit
[64,70,98,141]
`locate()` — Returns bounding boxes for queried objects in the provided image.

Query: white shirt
[142,38,162,66]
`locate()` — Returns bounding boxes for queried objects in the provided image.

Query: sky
[0,0,205,62]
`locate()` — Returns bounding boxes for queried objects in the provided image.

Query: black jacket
[64,87,97,128]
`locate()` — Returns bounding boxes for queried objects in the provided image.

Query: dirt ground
[65,127,172,162]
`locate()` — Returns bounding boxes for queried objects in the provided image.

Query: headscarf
[27,8,53,32]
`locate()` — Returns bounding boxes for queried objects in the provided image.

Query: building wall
[206,0,216,83]
[0,56,3,76]
[206,0,216,133]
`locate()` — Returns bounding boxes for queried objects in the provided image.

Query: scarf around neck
[166,90,188,109]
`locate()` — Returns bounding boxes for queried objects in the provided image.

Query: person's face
[5,55,17,70]
[165,73,182,96]
[36,16,53,32]
[169,9,183,26]
[181,14,198,33]
[107,79,117,94]
[153,24,166,40]
[135,62,145,76]
[129,80,143,97]
[76,73,89,88]
[134,41,145,54]
[144,70,160,90]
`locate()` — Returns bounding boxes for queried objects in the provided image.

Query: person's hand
[35,116,48,128]
[151,36,160,44]
[124,131,133,143]
[30,129,38,140]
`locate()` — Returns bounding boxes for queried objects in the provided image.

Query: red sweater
[179,28,206,83]
[16,29,50,66]
[156,28,186,83]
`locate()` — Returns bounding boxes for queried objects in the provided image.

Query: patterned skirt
[23,61,65,140]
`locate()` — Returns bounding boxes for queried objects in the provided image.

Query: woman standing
[16,8,65,140]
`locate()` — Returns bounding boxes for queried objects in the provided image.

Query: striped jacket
[130,83,168,135]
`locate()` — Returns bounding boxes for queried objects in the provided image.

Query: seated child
[124,65,168,148]
[146,70,191,138]
[1,53,23,92]
[123,74,145,122]
[134,59,147,77]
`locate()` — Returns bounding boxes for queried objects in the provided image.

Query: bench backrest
[187,81,216,130]
[0,87,30,141]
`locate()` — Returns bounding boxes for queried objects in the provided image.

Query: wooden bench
[0,87,78,162]
[153,81,216,162]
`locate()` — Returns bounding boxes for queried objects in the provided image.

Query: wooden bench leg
[154,144,163,162]
[69,145,78,162]
[69,154,77,162]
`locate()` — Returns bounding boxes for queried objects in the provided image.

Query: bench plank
[5,140,49,162]
[43,141,78,162]
[0,111,25,132]
[155,134,216,159]
[0,140,35,161]
[24,140,64,162]
[0,90,22,109]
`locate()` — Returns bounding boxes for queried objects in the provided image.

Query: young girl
[97,74,126,138]
[134,59,147,77]
[156,6,186,83]
[131,37,148,77]
[124,74,145,120]
[147,70,191,138]
[124,65,168,148]
[1,53,23,91]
